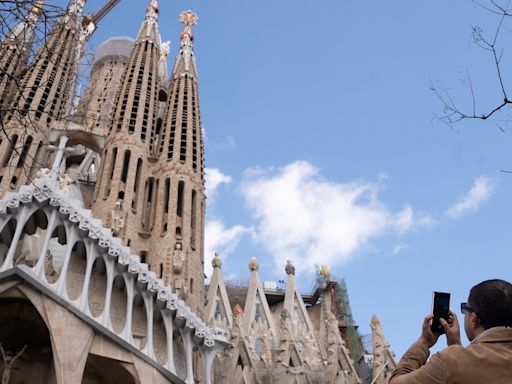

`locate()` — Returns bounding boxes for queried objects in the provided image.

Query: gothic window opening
[176,180,184,218]
[2,134,18,167]
[132,158,142,210]
[120,150,131,183]
[139,251,147,264]
[29,141,44,179]
[159,263,163,278]
[167,79,181,160]
[179,76,189,162]
[255,303,262,322]
[104,147,117,198]
[190,189,197,249]
[162,178,170,232]
[142,177,157,230]
[16,136,32,169]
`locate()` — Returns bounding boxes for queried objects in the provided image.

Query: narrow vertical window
[29,141,44,178]
[190,189,197,249]
[2,134,18,167]
[104,147,117,198]
[132,158,142,209]
[17,136,32,168]
[176,181,184,217]
[162,178,170,232]
[121,150,131,183]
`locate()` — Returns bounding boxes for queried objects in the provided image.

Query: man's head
[464,279,512,340]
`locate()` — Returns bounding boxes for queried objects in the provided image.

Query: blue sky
[81,0,512,358]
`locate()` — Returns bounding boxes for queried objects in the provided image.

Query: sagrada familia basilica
[0,1,397,382]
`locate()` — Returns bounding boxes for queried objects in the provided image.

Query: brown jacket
[389,327,512,384]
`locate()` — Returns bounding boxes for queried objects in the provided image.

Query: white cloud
[205,168,232,200]
[204,220,251,278]
[240,161,433,274]
[392,243,409,255]
[446,176,495,219]
[393,204,435,234]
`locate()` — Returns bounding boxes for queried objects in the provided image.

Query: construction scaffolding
[332,278,363,363]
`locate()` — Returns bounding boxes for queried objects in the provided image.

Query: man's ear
[470,312,482,330]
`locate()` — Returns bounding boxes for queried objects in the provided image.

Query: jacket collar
[471,326,512,344]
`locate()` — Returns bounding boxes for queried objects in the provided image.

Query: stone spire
[137,9,205,314]
[0,0,87,196]
[242,257,277,339]
[205,254,233,329]
[93,0,163,243]
[6,0,86,126]
[93,7,205,315]
[136,0,161,44]
[171,11,199,78]
[0,0,44,109]
[370,315,396,384]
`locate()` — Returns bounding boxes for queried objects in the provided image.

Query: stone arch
[81,354,136,383]
[0,298,55,384]
[45,224,67,284]
[14,208,48,267]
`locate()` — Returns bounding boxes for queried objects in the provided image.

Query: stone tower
[0,0,43,110]
[92,3,205,313]
[75,36,134,137]
[0,0,87,196]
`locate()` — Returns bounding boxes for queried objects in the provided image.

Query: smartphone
[431,291,450,334]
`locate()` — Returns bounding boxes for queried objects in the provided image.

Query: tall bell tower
[92,5,205,313]
[0,0,87,196]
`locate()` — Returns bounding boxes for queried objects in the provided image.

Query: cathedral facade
[0,1,395,383]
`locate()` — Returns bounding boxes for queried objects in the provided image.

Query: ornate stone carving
[173,243,185,273]
[212,253,222,269]
[248,257,259,272]
[232,304,244,318]
[285,260,295,276]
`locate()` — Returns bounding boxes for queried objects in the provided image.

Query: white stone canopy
[0,173,227,384]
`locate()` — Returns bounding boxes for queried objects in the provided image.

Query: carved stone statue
[277,309,292,366]
[172,243,185,273]
[232,304,244,318]
[248,257,259,272]
[285,260,295,276]
[0,343,27,384]
[110,201,125,236]
[211,253,222,269]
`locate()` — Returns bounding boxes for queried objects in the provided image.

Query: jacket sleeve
[389,341,446,384]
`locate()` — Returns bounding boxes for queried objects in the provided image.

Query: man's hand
[418,314,440,348]
[440,310,461,346]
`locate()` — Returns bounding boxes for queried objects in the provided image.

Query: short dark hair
[468,279,512,329]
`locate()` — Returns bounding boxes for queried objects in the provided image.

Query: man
[390,279,512,384]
